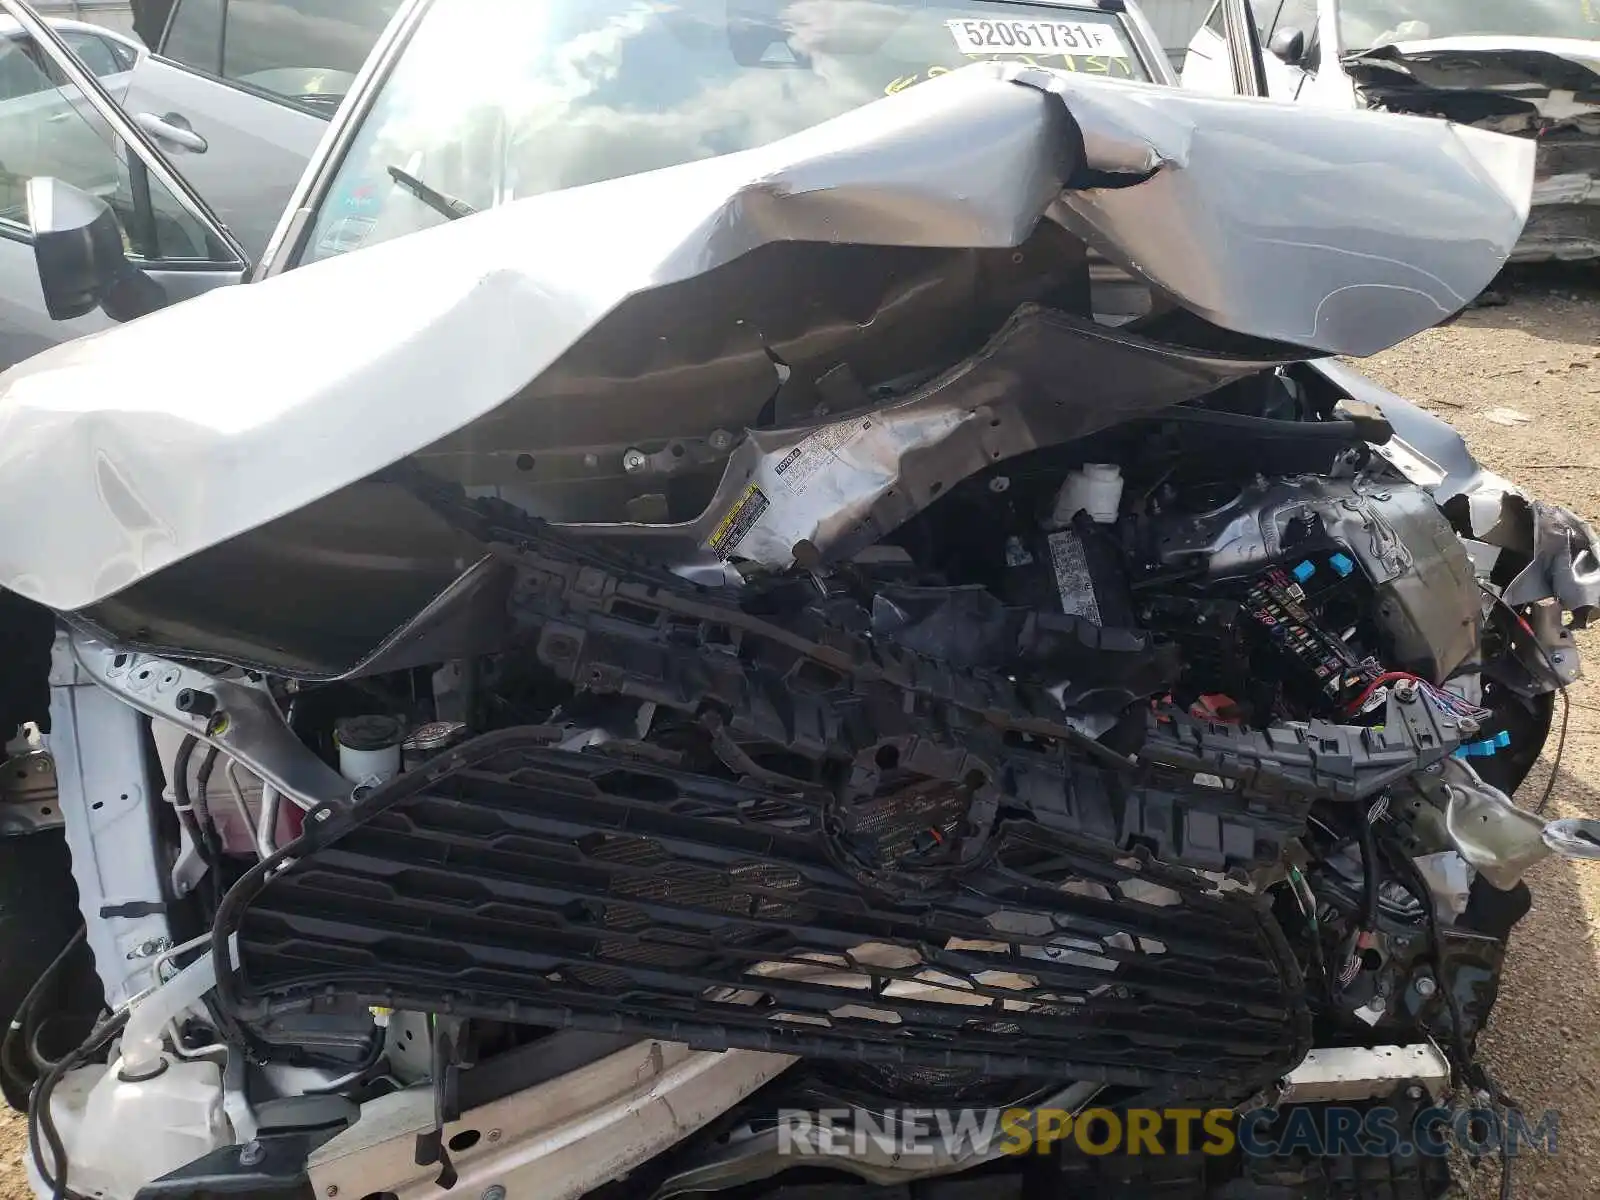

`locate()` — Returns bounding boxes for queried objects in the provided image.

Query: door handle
[134,111,208,154]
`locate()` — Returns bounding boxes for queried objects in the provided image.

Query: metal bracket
[47,634,172,1005]
[0,748,62,835]
[308,1041,793,1200]
[1436,759,1600,889]
[1277,1043,1451,1104]
[69,632,352,813]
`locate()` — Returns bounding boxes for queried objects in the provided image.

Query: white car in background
[0,13,142,91]
[1180,0,1600,261]
[0,0,402,370]
[0,17,143,257]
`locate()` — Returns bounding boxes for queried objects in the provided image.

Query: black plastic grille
[222,730,1309,1092]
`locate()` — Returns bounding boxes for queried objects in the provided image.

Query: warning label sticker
[771,419,868,496]
[706,483,771,560]
[1048,530,1102,625]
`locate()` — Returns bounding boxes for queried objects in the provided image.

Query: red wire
[1344,670,1426,716]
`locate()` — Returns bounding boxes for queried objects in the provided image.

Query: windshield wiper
[387,165,478,221]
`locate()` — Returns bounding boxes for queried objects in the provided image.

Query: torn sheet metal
[1435,760,1600,889]
[1502,501,1600,614]
[1327,360,1600,623]
[0,62,1532,613]
[1345,42,1600,109]
[581,306,1296,580]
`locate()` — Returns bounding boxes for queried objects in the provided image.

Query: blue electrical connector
[1453,730,1511,759]
[1329,553,1355,578]
[1292,560,1316,583]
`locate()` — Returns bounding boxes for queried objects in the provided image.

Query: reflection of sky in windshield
[1338,0,1600,50]
[223,0,402,90]
[304,0,1145,263]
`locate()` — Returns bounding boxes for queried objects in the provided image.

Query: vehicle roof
[0,14,144,47]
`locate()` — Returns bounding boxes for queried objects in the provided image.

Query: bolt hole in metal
[515,454,535,472]
[448,1129,482,1152]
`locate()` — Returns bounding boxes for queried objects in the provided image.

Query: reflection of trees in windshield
[1339,0,1600,50]
[303,0,1142,264]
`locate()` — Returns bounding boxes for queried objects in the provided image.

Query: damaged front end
[1345,42,1600,261]
[5,62,1600,1200]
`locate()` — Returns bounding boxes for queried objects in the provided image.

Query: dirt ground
[0,271,1597,1199]
[0,1104,19,1193]
[1352,267,1600,1200]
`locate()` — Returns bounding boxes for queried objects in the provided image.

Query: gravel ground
[1353,268,1600,1200]
[0,272,1596,1199]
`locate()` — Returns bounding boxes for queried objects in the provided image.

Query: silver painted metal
[70,632,351,812]
[307,1041,794,1200]
[1277,1044,1450,1104]
[0,62,1530,612]
[46,633,171,1006]
[1436,760,1600,889]
[0,748,62,834]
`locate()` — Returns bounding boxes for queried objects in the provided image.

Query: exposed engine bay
[1,60,1598,1200]
[15,391,1600,1200]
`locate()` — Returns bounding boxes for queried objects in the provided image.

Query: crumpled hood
[0,62,1533,613]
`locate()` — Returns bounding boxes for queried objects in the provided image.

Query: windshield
[301,0,1148,264]
[1338,0,1600,53]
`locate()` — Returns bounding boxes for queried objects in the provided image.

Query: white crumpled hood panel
[0,64,1533,612]
[1387,35,1600,73]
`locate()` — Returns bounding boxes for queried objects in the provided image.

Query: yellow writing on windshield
[885,52,1132,95]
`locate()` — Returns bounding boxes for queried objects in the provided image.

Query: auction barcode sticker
[946,17,1128,57]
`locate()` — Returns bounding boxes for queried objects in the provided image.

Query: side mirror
[1268,26,1307,66]
[26,176,166,322]
[26,176,126,319]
